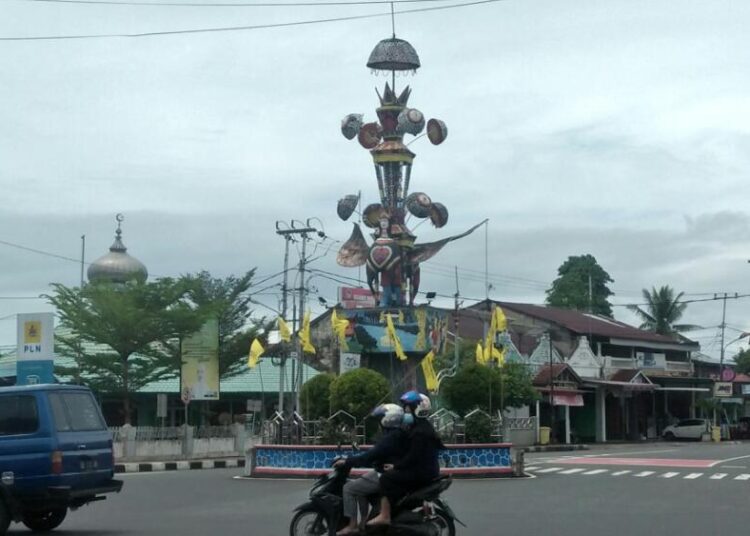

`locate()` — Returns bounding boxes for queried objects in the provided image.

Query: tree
[329,368,390,421]
[627,286,700,336]
[546,254,614,316]
[47,279,207,424]
[300,373,335,419]
[181,270,272,377]
[733,348,750,375]
[441,362,538,416]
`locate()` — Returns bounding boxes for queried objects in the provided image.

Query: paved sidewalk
[115,458,245,473]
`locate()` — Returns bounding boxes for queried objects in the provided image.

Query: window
[0,395,39,436]
[49,392,106,432]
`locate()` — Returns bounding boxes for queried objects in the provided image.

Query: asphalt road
[8,442,750,536]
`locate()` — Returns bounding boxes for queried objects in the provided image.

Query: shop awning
[655,387,711,393]
[552,393,584,406]
[584,379,655,391]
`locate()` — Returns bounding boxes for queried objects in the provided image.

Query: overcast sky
[1,0,749,358]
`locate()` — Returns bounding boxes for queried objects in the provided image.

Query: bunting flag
[397,310,405,324]
[385,314,408,361]
[300,311,316,354]
[330,309,350,351]
[247,338,264,369]
[421,350,438,392]
[492,346,505,367]
[476,342,487,365]
[415,308,427,351]
[494,306,507,332]
[278,317,291,343]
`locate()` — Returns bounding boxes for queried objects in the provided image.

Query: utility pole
[80,235,86,286]
[295,227,311,413]
[549,331,556,444]
[275,221,317,416]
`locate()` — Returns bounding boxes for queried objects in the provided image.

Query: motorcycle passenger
[367,391,445,527]
[333,404,407,535]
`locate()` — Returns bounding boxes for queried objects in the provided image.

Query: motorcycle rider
[332,403,407,535]
[367,391,445,528]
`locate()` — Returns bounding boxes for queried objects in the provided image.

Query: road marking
[535,467,563,473]
[710,454,750,467]
[733,474,750,481]
[557,457,716,468]
[611,470,631,476]
[710,473,727,480]
[684,473,703,479]
[661,472,680,478]
[720,465,746,469]
[525,466,540,471]
[633,471,655,477]
[582,469,608,475]
[559,468,585,474]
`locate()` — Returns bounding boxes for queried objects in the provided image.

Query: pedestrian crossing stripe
[734,474,750,480]
[710,474,727,480]
[633,471,655,477]
[535,467,563,473]
[559,468,585,474]
[582,469,608,475]
[526,467,750,482]
[684,473,703,479]
[611,470,631,476]
[661,472,679,478]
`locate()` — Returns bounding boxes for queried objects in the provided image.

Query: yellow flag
[397,310,405,324]
[301,311,316,354]
[278,317,291,343]
[330,309,350,351]
[385,314,408,361]
[494,306,507,332]
[492,346,505,366]
[421,350,438,392]
[415,308,427,351]
[247,338,264,369]
[476,342,486,365]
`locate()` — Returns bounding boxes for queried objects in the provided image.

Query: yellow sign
[181,318,220,401]
[24,321,42,344]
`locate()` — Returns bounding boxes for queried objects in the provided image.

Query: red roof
[533,363,582,386]
[483,301,697,347]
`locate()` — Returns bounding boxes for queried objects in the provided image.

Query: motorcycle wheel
[289,510,328,536]
[431,510,456,536]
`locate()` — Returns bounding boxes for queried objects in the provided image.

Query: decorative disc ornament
[397,108,425,136]
[362,203,387,228]
[427,118,448,145]
[358,122,382,149]
[341,114,364,140]
[430,202,449,228]
[405,192,432,218]
[337,194,359,221]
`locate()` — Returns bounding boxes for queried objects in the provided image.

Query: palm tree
[628,286,701,336]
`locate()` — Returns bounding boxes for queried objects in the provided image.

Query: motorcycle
[289,460,462,536]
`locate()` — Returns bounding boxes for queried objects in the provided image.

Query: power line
[0,0,504,40]
[24,0,458,7]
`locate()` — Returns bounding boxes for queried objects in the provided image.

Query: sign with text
[339,352,361,374]
[16,313,55,385]
[339,287,376,309]
[180,318,220,401]
[714,382,733,397]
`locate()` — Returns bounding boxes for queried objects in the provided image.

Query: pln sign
[16,313,55,385]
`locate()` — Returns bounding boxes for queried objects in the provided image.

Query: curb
[522,444,589,453]
[114,458,245,473]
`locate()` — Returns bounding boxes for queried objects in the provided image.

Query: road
[8,442,750,536]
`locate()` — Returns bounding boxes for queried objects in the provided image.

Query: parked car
[729,417,750,440]
[0,384,123,535]
[662,418,711,441]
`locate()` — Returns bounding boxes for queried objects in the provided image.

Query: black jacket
[393,418,445,481]
[345,428,408,471]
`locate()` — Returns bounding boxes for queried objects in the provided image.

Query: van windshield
[0,395,39,436]
[50,392,106,432]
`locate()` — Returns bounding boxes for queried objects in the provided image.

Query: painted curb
[115,458,245,473]
[522,444,589,453]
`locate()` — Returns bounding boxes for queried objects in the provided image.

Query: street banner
[16,312,55,385]
[339,352,361,374]
[181,317,220,401]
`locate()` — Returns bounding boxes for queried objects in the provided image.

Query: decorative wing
[407,219,486,265]
[336,223,370,267]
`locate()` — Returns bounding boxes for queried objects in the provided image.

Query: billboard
[16,313,55,385]
[339,287,377,309]
[180,318,220,401]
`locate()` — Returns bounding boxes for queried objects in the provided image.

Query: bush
[330,368,390,422]
[464,412,493,443]
[300,373,335,419]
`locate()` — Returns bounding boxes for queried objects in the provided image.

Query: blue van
[0,385,122,534]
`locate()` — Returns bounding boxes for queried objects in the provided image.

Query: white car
[662,419,711,440]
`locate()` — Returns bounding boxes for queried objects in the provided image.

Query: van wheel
[22,508,67,532]
[0,501,11,535]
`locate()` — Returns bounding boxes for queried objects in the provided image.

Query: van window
[49,392,106,432]
[0,395,40,436]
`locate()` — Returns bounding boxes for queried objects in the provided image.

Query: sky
[1,0,750,358]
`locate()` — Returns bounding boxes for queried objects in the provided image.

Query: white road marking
[524,466,540,471]
[633,471,655,477]
[710,454,750,467]
[733,474,750,481]
[684,473,703,479]
[720,465,746,469]
[582,469,608,475]
[661,472,680,478]
[611,470,632,476]
[559,468,585,474]
[710,473,727,480]
[535,467,563,473]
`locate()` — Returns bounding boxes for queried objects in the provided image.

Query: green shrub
[330,368,390,421]
[300,373,335,419]
[464,412,493,443]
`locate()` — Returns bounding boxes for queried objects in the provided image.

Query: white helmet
[399,391,432,418]
[371,403,404,428]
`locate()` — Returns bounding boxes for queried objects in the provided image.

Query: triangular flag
[476,342,486,365]
[492,346,505,366]
[421,350,438,392]
[247,338,264,369]
[494,306,507,332]
[385,314,408,361]
[300,311,316,354]
[278,317,291,343]
[331,309,350,351]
